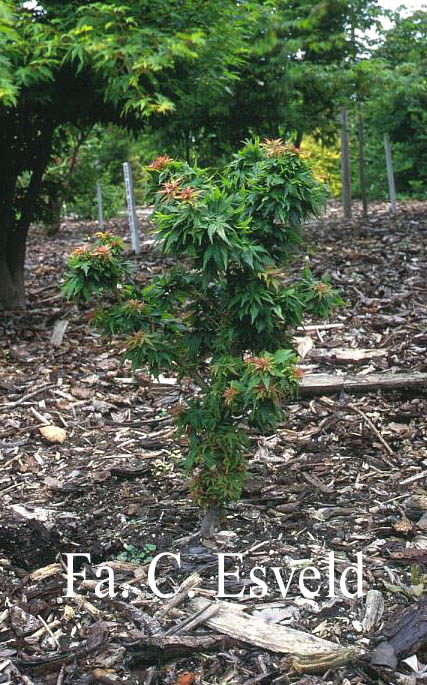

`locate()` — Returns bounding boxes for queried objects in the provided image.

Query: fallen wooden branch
[308,348,387,364]
[401,469,427,486]
[127,634,230,666]
[299,372,427,396]
[4,383,53,408]
[166,601,219,635]
[296,323,344,332]
[14,621,109,676]
[155,573,201,620]
[189,598,346,656]
[348,403,394,456]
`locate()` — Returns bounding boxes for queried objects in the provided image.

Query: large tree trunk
[0,125,53,310]
[0,230,27,310]
[0,174,24,309]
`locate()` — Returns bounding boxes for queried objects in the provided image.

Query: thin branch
[348,403,394,456]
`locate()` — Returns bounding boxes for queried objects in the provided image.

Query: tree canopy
[0,0,426,310]
[0,0,255,309]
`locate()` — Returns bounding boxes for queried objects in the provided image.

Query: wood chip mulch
[0,201,426,684]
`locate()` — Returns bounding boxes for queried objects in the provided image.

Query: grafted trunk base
[200,505,222,538]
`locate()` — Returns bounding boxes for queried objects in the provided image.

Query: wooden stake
[189,597,347,656]
[358,109,368,217]
[340,107,352,218]
[95,160,104,230]
[96,182,103,229]
[299,371,427,395]
[123,161,140,254]
[50,319,69,346]
[384,133,397,215]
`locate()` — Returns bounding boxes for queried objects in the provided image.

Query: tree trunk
[0,174,24,309]
[0,229,27,310]
[0,125,53,310]
[43,194,63,237]
[358,108,368,217]
[295,130,303,148]
[200,505,222,538]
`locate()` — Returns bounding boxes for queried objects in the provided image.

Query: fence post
[123,161,140,254]
[358,109,368,217]
[96,182,103,229]
[340,107,352,219]
[384,133,397,215]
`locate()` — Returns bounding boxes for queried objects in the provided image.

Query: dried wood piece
[155,573,201,620]
[362,590,385,633]
[404,494,427,519]
[27,619,61,644]
[401,470,427,486]
[29,406,50,424]
[13,620,109,675]
[372,599,427,665]
[308,348,387,364]
[348,403,394,456]
[282,647,357,675]
[50,319,69,346]
[70,594,102,618]
[94,559,145,576]
[30,563,62,582]
[36,613,61,648]
[188,598,346,656]
[296,324,344,332]
[166,601,219,635]
[389,549,427,564]
[10,505,77,528]
[299,372,427,396]
[86,621,110,653]
[56,664,66,685]
[370,641,398,670]
[302,473,334,495]
[0,660,35,685]
[107,599,161,635]
[127,634,230,666]
[5,383,53,408]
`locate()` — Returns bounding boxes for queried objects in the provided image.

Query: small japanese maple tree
[63,139,342,535]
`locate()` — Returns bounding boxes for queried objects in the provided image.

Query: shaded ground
[0,201,426,684]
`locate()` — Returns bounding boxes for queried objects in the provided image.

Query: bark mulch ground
[0,201,426,684]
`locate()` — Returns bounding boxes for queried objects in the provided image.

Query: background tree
[355,10,427,200]
[0,0,251,309]
[146,0,352,163]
